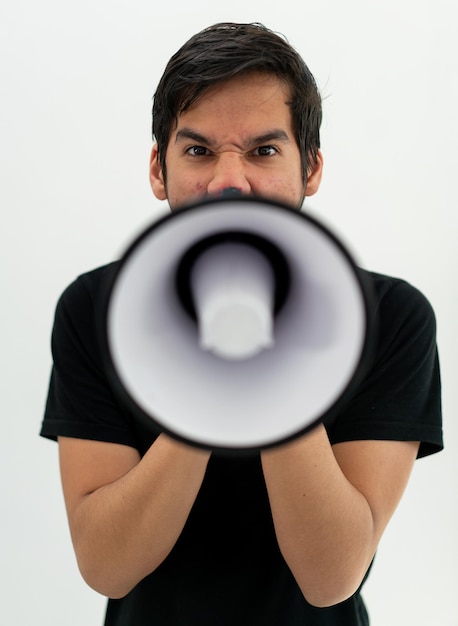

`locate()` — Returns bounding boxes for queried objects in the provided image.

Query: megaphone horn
[176,231,290,360]
[101,195,374,453]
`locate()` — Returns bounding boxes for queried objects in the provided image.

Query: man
[41,22,443,625]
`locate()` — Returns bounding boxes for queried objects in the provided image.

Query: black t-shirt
[40,263,443,626]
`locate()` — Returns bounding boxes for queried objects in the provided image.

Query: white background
[1,1,457,624]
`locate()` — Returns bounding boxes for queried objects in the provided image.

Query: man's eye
[253,145,278,157]
[186,146,209,156]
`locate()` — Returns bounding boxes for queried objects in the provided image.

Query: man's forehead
[165,73,295,150]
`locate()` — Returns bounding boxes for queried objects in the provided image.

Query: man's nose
[206,155,252,197]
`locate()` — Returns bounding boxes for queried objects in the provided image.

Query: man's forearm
[261,425,376,607]
[66,435,211,599]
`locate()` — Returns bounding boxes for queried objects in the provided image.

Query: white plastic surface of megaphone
[192,241,275,360]
[101,196,373,453]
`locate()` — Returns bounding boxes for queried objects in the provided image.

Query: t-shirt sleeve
[327,275,443,458]
[40,266,141,448]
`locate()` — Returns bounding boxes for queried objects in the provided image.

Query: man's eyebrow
[175,128,215,146]
[174,128,291,149]
[250,130,290,145]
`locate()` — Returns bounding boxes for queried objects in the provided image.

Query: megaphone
[101,195,374,453]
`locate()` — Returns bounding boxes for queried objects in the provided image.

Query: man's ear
[305,150,324,197]
[149,144,167,200]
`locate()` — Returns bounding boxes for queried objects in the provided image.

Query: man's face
[150,72,322,209]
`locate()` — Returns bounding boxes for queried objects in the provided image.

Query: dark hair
[152,22,322,183]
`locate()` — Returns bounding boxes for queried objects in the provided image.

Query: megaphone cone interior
[102,196,373,453]
[191,242,275,360]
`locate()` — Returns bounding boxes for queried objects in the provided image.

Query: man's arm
[261,424,419,608]
[58,434,211,599]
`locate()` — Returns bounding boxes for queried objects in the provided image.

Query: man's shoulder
[58,261,121,303]
[359,269,438,373]
[52,261,122,335]
[360,268,435,320]
[75,260,121,289]
[361,268,415,296]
